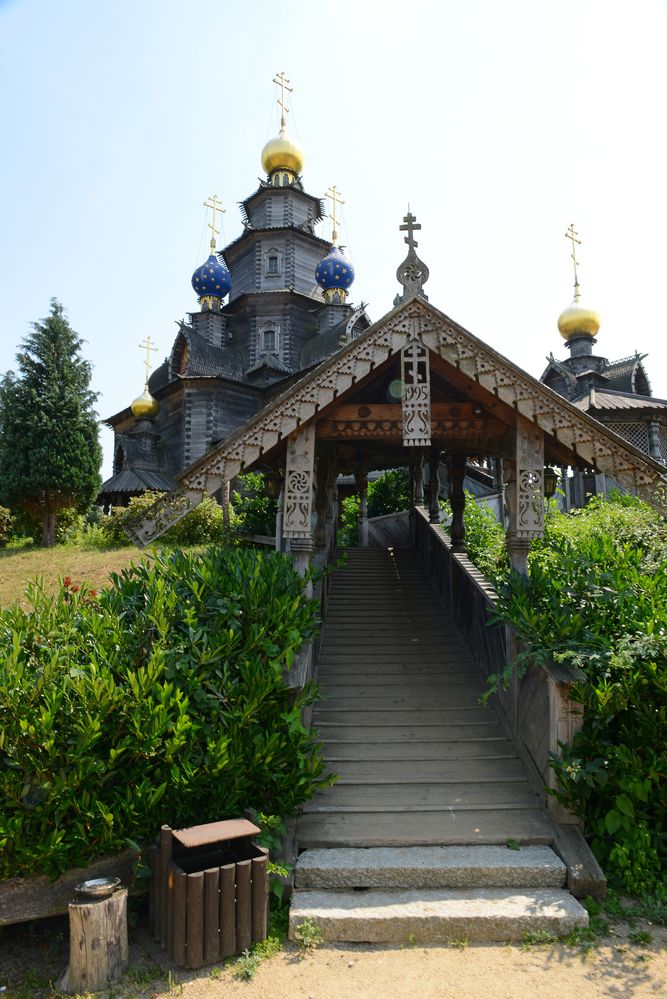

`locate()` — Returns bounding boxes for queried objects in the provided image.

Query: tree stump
[59,887,128,994]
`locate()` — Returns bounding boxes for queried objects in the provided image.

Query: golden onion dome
[557,300,601,340]
[131,386,160,419]
[260,127,304,177]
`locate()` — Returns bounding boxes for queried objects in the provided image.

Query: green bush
[492,494,667,894]
[101,491,228,548]
[337,468,410,546]
[0,547,330,879]
[0,506,12,548]
[367,469,410,518]
[233,472,277,537]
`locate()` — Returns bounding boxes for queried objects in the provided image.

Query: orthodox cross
[564,223,582,300]
[139,336,158,389]
[325,185,345,245]
[400,209,421,250]
[204,194,225,251]
[395,207,429,304]
[273,70,293,129]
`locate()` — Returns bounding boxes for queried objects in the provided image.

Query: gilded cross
[204,194,225,251]
[139,336,158,388]
[564,223,581,299]
[325,185,345,245]
[272,70,293,129]
[400,208,421,250]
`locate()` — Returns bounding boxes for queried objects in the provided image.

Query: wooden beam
[317,403,506,441]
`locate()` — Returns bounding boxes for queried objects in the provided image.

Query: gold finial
[325,185,345,245]
[564,223,582,302]
[272,70,293,130]
[203,194,225,252]
[139,336,158,390]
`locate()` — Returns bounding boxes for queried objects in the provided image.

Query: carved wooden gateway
[126,294,667,568]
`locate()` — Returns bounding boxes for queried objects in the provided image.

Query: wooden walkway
[298,547,555,848]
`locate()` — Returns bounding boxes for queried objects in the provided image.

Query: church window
[263,328,277,353]
[264,247,283,277]
[114,444,125,474]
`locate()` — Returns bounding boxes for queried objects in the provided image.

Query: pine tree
[0,300,102,546]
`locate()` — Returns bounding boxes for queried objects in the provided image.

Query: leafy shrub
[337,468,410,546]
[101,491,228,548]
[367,469,410,518]
[233,473,277,537]
[0,506,12,547]
[0,547,330,879]
[439,493,506,584]
[492,494,667,894]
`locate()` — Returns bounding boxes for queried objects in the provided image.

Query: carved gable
[127,297,667,546]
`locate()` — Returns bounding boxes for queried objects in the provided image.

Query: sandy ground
[1,917,666,999]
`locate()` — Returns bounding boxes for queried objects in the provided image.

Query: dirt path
[2,919,666,999]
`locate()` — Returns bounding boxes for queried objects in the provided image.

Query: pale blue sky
[2,0,667,477]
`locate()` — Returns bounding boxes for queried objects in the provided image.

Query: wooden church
[108,76,667,944]
[98,73,370,511]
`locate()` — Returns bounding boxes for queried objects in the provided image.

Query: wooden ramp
[299,547,555,848]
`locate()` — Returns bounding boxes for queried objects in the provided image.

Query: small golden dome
[261,127,304,177]
[557,301,601,339]
[131,387,160,418]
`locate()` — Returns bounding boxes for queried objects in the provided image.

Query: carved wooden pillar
[413,453,424,507]
[504,415,545,575]
[274,477,284,552]
[314,454,337,558]
[448,451,467,551]
[355,468,369,547]
[283,426,315,589]
[428,446,441,523]
[222,480,231,531]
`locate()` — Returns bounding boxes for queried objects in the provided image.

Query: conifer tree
[0,300,102,546]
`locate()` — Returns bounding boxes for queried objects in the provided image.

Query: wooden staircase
[298,546,555,847]
[292,547,589,942]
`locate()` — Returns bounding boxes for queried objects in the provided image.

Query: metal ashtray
[74,877,121,899]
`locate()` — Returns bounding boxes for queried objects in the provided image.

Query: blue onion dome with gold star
[315,245,355,303]
[191,253,231,305]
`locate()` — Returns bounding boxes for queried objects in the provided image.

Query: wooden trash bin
[148,818,268,970]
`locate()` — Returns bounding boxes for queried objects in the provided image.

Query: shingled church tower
[540,225,667,503]
[99,74,369,509]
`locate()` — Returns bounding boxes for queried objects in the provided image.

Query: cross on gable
[400,210,421,250]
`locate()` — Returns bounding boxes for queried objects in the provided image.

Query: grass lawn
[0,544,151,608]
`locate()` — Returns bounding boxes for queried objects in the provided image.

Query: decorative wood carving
[283,426,315,541]
[514,415,545,540]
[401,341,431,446]
[124,489,204,548]
[127,297,667,545]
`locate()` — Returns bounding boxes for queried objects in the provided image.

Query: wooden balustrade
[413,506,583,823]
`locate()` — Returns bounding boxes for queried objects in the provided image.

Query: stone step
[295,846,566,889]
[288,886,588,943]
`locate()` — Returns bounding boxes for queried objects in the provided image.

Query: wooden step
[326,758,529,782]
[297,809,555,848]
[315,708,493,725]
[303,783,538,811]
[323,739,515,761]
